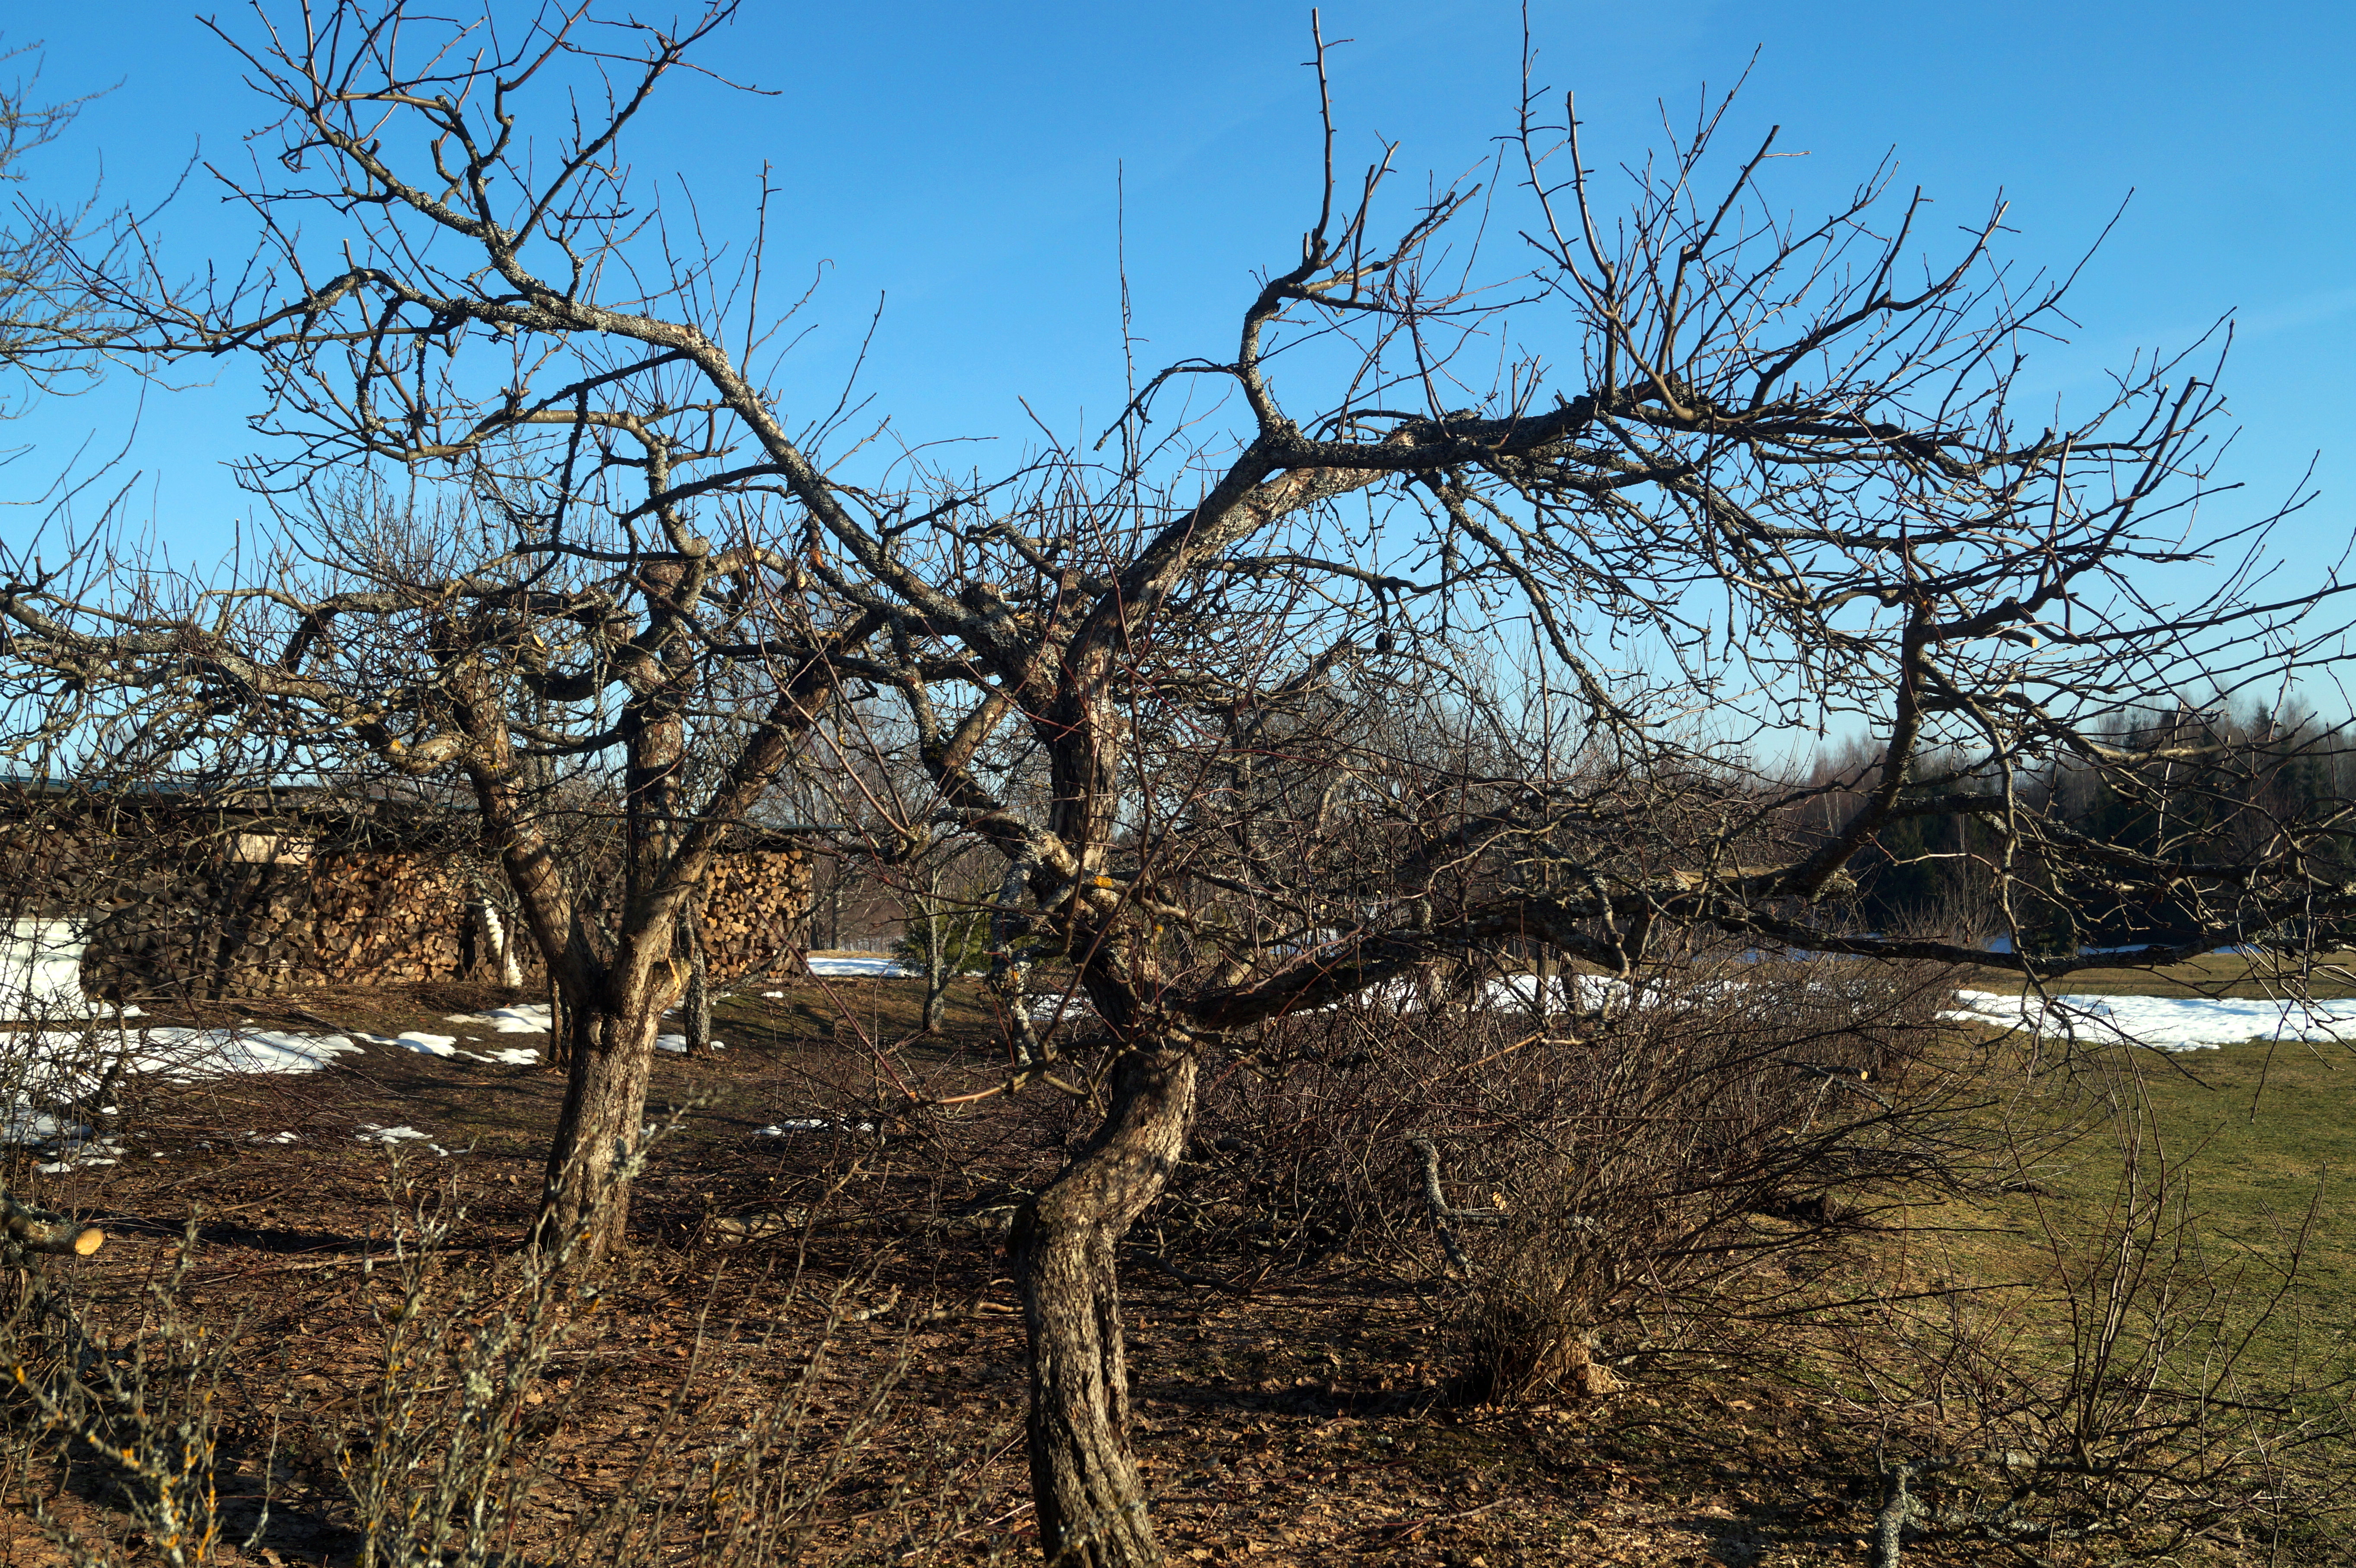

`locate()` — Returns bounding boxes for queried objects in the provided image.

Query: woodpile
[3,793,813,1002]
[699,849,813,980]
[62,842,808,1001]
[74,861,319,1002]
[308,850,484,986]
[71,854,493,999]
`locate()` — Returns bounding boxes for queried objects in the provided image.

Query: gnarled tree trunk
[1011,1044,1198,1568]
[531,660,687,1263]
[533,983,664,1265]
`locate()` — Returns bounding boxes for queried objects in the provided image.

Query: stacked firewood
[308,851,478,985]
[7,801,812,1000]
[76,862,318,1001]
[699,850,812,978]
[73,845,808,999]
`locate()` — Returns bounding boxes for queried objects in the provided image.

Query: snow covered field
[1944,989,2356,1052]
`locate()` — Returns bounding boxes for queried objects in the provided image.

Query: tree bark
[922,898,951,1035]
[1010,1044,1198,1568]
[678,905,712,1057]
[544,980,572,1073]
[533,986,662,1265]
[912,859,952,1034]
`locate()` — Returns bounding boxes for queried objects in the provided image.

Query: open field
[1900,952,2356,1364]
[1944,1014,2356,1379]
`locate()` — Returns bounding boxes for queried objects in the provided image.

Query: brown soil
[0,977,1915,1566]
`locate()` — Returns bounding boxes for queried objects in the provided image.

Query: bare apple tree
[3,5,2354,1562]
[1,38,145,453]
[0,5,883,1263]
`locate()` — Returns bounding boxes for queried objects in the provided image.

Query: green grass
[2127,1033,2356,1335]
[1950,948,2356,1322]
[1936,1018,2356,1398]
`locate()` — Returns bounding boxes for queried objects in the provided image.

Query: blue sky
[3,0,2352,583]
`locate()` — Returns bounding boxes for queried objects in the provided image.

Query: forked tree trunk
[531,675,683,1264]
[1010,1044,1198,1568]
[533,986,664,1265]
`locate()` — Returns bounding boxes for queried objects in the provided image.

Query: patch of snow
[754,1116,878,1136]
[477,899,525,988]
[1478,974,1587,1010]
[356,1124,454,1155]
[249,1131,300,1144]
[446,1004,552,1034]
[368,1030,461,1057]
[357,1123,430,1142]
[1291,972,1596,1017]
[805,954,913,978]
[2,918,92,1018]
[427,1005,687,1062]
[1026,992,1092,1022]
[35,1132,124,1173]
[395,1021,540,1065]
[1944,989,2356,1052]
[0,921,148,1021]
[443,1006,722,1056]
[1,1026,364,1087]
[761,990,786,998]
[1,1107,86,1144]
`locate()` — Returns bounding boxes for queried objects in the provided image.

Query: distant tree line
[1802,704,2356,955]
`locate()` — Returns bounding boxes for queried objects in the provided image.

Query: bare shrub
[1431,957,2002,1402]
[1143,952,2006,1407]
[0,1143,994,1567]
[0,1226,262,1567]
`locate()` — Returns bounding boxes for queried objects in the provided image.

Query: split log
[1,1188,104,1257]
